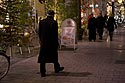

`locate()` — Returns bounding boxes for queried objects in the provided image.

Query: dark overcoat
[88,17,97,40]
[107,17,116,32]
[38,16,59,63]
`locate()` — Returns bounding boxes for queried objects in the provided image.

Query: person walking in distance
[87,13,97,42]
[96,13,105,40]
[106,14,117,41]
[38,10,64,77]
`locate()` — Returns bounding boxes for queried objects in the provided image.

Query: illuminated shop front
[81,0,125,27]
[107,0,125,23]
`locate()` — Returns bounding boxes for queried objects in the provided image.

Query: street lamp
[89,3,98,16]
[112,0,114,16]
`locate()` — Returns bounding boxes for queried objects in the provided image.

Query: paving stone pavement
[0,27,125,83]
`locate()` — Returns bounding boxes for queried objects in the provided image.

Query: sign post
[60,18,77,50]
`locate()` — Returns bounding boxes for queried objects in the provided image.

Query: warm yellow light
[0,24,3,28]
[118,0,122,3]
[24,32,30,37]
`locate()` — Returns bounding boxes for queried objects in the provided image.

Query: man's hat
[47,10,55,16]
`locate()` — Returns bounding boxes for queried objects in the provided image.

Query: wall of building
[34,0,45,18]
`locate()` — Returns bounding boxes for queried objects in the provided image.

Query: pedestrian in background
[87,13,97,42]
[96,13,105,40]
[104,14,108,28]
[106,14,117,41]
[38,10,64,77]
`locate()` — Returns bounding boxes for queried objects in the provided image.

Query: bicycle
[0,30,11,80]
[0,50,10,80]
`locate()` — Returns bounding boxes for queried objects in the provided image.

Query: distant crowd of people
[87,13,117,41]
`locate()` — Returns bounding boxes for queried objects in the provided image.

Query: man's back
[38,10,64,77]
[97,16,105,28]
[38,17,58,48]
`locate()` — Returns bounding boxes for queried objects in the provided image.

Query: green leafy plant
[0,0,33,47]
[38,0,81,40]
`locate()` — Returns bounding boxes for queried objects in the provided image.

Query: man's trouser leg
[54,62,60,72]
[109,32,113,41]
[40,62,46,74]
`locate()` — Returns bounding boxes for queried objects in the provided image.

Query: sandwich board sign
[60,18,77,50]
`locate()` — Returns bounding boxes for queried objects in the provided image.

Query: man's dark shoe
[55,67,64,73]
[41,73,46,77]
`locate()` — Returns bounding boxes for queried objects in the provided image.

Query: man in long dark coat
[96,13,105,40]
[87,13,97,41]
[38,10,64,77]
[106,15,117,41]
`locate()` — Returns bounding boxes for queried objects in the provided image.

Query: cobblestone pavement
[0,27,125,83]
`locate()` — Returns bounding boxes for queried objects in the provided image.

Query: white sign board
[60,18,77,50]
